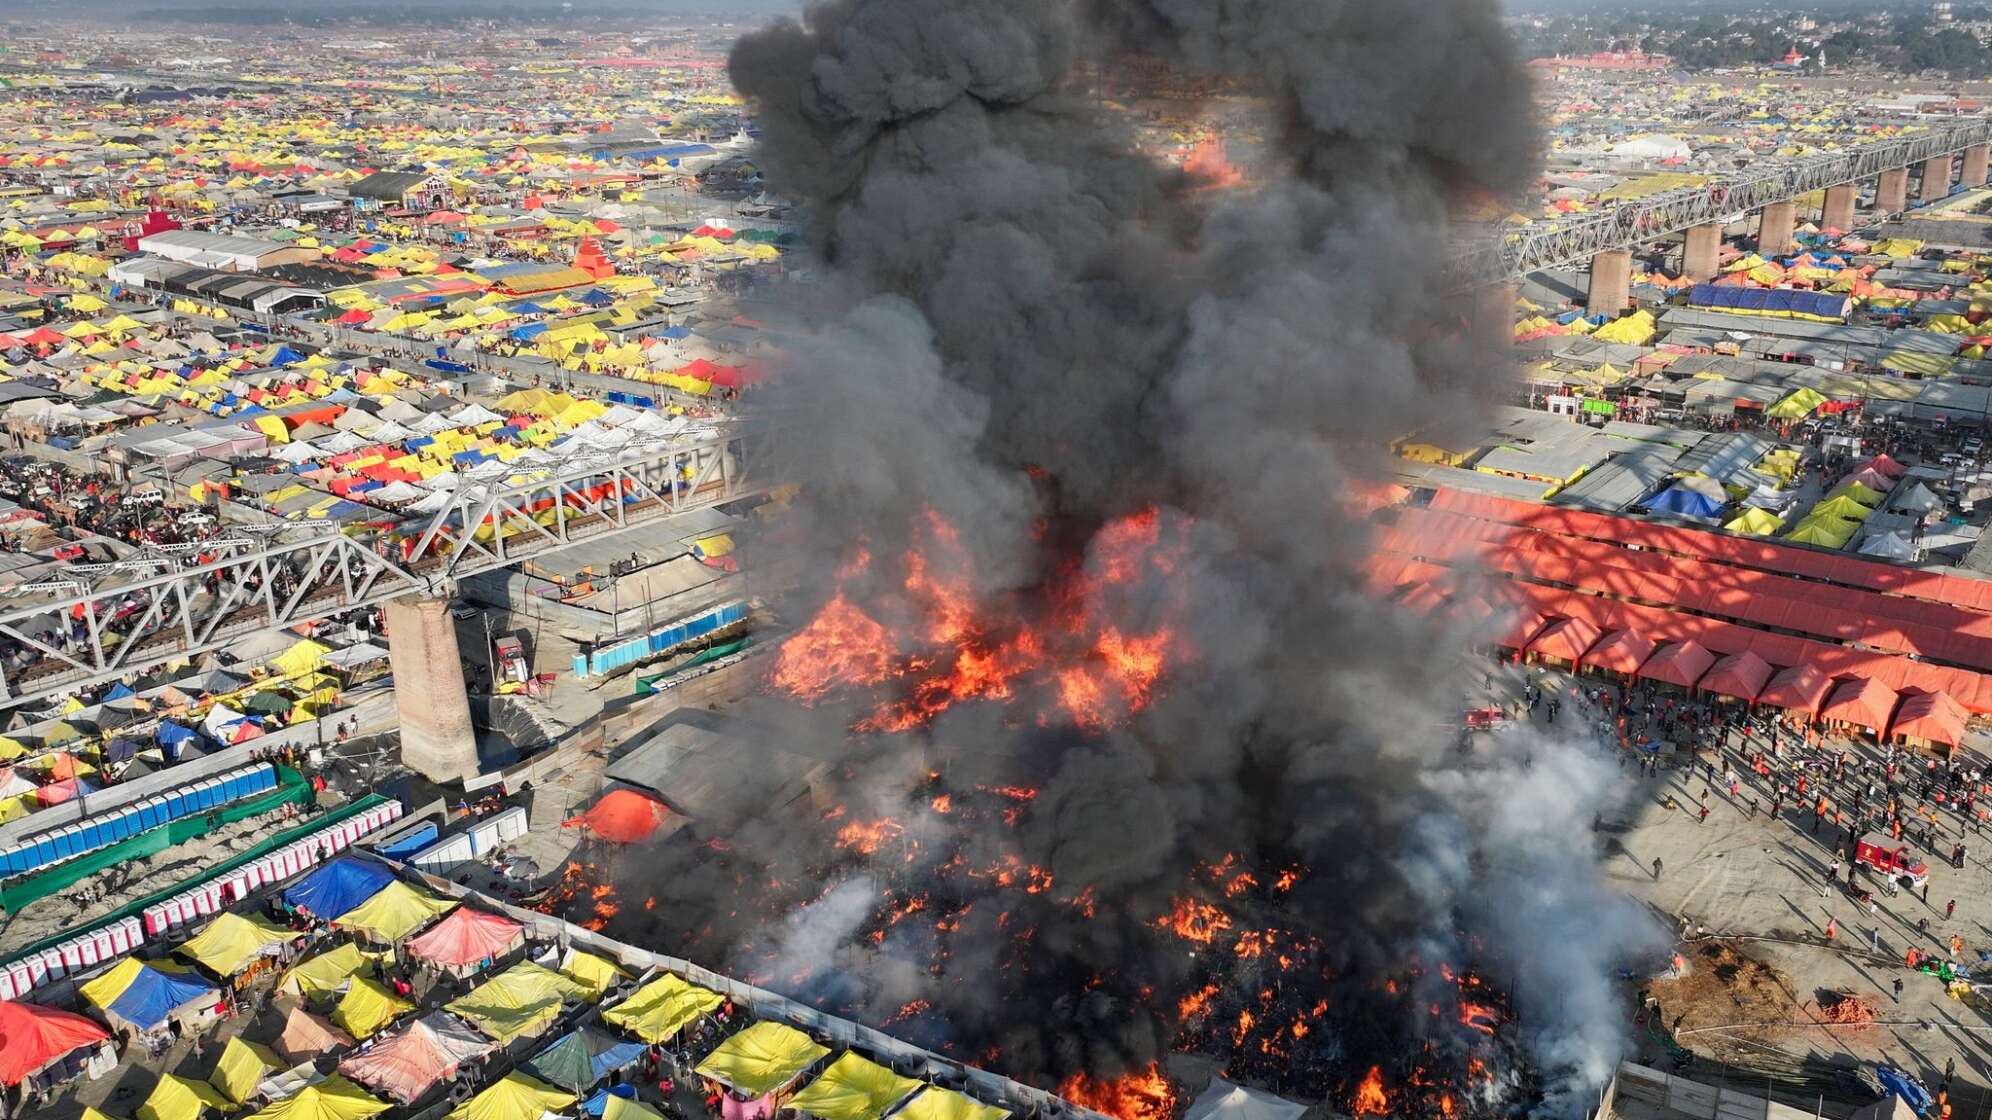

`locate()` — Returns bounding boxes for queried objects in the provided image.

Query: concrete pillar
[385,596,479,784]
[1587,249,1631,314]
[1756,200,1797,256]
[1682,223,1722,282]
[1821,183,1858,234]
[1920,154,1953,204]
[1475,281,1517,349]
[1878,167,1910,214]
[1964,144,1990,189]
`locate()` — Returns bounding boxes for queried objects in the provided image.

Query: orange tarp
[1584,629,1655,675]
[1699,651,1774,702]
[1891,688,1967,747]
[1759,664,1832,714]
[1528,617,1601,664]
[1637,640,1716,688]
[1821,676,1900,733]
[562,789,671,843]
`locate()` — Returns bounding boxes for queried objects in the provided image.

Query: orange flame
[1058,1063,1177,1120]
[1351,1067,1390,1117]
[1459,1001,1500,1036]
[770,593,895,701]
[834,818,905,856]
[1177,982,1219,1020]
[1155,897,1231,944]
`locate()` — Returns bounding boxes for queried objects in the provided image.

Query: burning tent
[562,788,672,843]
[0,998,111,1089]
[601,972,724,1043]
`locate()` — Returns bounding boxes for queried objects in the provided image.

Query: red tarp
[1891,688,1967,747]
[1759,664,1832,714]
[562,789,671,843]
[1637,640,1716,688]
[1528,616,1602,664]
[1584,629,1656,675]
[403,908,524,969]
[1821,676,1900,733]
[1699,651,1775,702]
[0,999,108,1086]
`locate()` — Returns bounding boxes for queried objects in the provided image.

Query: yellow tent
[447,1073,575,1120]
[555,948,627,998]
[443,962,585,1044]
[1722,508,1785,537]
[602,973,723,1043]
[334,880,456,943]
[211,1038,283,1107]
[241,1076,388,1120]
[331,978,413,1039]
[695,1021,831,1097]
[276,943,382,998]
[894,1089,1010,1120]
[270,639,331,678]
[788,1053,921,1120]
[1766,387,1826,419]
[601,1098,668,1120]
[1830,481,1886,507]
[179,912,292,977]
[139,1073,237,1120]
[1810,495,1873,522]
[1592,310,1656,345]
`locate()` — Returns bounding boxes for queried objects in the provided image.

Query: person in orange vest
[1953,932,1966,956]
[1908,948,1921,969]
[1826,917,1838,940]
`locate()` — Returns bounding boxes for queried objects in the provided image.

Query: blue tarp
[105,682,134,701]
[1647,485,1724,518]
[107,964,217,1031]
[1687,285,1850,321]
[282,856,393,917]
[1877,1067,1932,1114]
[375,822,438,861]
[583,1086,637,1116]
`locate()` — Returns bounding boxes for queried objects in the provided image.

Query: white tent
[1180,1079,1307,1120]
[1858,531,1917,562]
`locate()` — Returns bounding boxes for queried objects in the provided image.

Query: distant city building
[346,170,451,213]
[1527,51,1672,71]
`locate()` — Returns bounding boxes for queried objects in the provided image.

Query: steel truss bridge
[1450,118,1992,287]
[0,428,780,707]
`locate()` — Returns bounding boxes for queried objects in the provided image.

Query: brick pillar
[1475,281,1518,349]
[1921,154,1953,204]
[1878,167,1910,213]
[385,596,479,784]
[1964,144,1990,189]
[1756,200,1797,256]
[1821,183,1858,234]
[1682,223,1722,282]
[1588,249,1631,314]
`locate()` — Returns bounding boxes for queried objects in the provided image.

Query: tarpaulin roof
[446,1072,575,1120]
[1583,628,1655,675]
[561,788,671,843]
[137,1072,236,1120]
[1699,650,1774,702]
[284,857,394,918]
[602,1097,668,1120]
[787,1052,921,1120]
[331,978,413,1040]
[211,1037,282,1106]
[1646,484,1724,519]
[1636,640,1716,688]
[1179,1079,1303,1120]
[179,912,293,977]
[694,1021,830,1096]
[1821,676,1900,733]
[404,908,523,969]
[334,880,456,942]
[1527,616,1601,663]
[895,1088,1010,1120]
[522,1025,647,1094]
[275,1005,354,1064]
[82,958,218,1033]
[1759,664,1833,714]
[0,998,109,1086]
[602,973,723,1043]
[339,1013,495,1105]
[556,948,627,998]
[1891,688,1967,746]
[277,944,384,999]
[241,1075,388,1120]
[443,961,585,1044]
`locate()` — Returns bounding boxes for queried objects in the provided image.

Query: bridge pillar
[384,596,479,784]
[1878,167,1910,214]
[1821,183,1858,234]
[1921,155,1953,204]
[1474,281,1517,349]
[1965,144,1990,189]
[1587,249,1631,314]
[1756,200,1797,256]
[1682,223,1723,282]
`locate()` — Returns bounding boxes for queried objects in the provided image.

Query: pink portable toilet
[143,904,169,937]
[120,916,144,950]
[21,957,44,990]
[73,937,98,969]
[38,948,64,982]
[108,923,130,954]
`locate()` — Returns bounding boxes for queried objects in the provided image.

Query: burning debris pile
[578,0,1661,1117]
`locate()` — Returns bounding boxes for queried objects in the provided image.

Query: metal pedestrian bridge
[0,427,779,706]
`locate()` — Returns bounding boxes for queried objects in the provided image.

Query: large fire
[1059,1064,1178,1120]
[1352,1067,1391,1117]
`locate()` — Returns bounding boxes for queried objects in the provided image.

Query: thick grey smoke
[602,0,1659,1111]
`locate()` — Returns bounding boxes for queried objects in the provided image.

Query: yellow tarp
[1830,481,1887,507]
[211,1038,282,1107]
[241,1076,389,1120]
[270,638,332,678]
[602,1098,669,1120]
[1767,387,1826,419]
[334,880,456,942]
[695,1021,831,1097]
[443,961,585,1044]
[1811,494,1873,522]
[894,1088,1011,1120]
[139,1074,237,1120]
[788,1053,921,1120]
[331,978,413,1039]
[602,973,723,1043]
[277,943,382,998]
[1592,310,1656,345]
[556,948,627,998]
[447,1073,574,1120]
[1723,508,1785,537]
[179,912,292,977]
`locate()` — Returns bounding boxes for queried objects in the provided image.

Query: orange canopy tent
[1820,676,1900,734]
[1584,629,1656,675]
[562,789,672,843]
[1637,640,1716,689]
[1890,688,1967,747]
[1759,664,1832,715]
[0,999,109,1086]
[1699,651,1774,702]
[1494,611,1546,651]
[1528,617,1602,664]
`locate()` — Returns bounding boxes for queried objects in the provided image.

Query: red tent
[562,789,672,843]
[1821,676,1900,734]
[1699,651,1774,702]
[1585,628,1655,675]
[1758,664,1832,715]
[1528,617,1602,664]
[404,907,524,972]
[1637,640,1716,688]
[1494,611,1546,651]
[1891,688,1967,747]
[0,999,109,1086]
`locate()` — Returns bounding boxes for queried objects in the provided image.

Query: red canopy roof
[1891,688,1967,747]
[1528,617,1602,663]
[0,999,108,1086]
[1821,676,1900,733]
[1637,640,1716,688]
[1699,651,1774,702]
[1759,664,1832,714]
[1584,629,1656,675]
[562,788,671,843]
[1494,611,1546,651]
[403,907,524,968]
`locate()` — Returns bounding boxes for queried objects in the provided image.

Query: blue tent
[269,346,306,367]
[107,964,217,1031]
[659,326,690,340]
[1687,285,1850,322]
[1877,1067,1932,1114]
[156,721,196,750]
[1647,485,1724,518]
[583,1086,637,1116]
[104,682,135,701]
[283,857,394,917]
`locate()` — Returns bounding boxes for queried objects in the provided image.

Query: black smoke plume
[594,0,1661,1113]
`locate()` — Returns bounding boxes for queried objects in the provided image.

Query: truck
[493,636,529,685]
[1854,834,1929,886]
